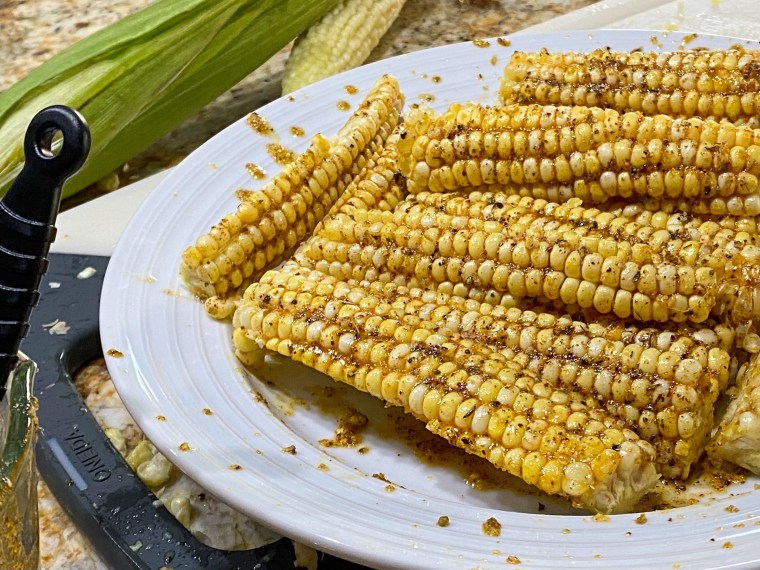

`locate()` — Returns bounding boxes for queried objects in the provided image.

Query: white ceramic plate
[101,30,760,569]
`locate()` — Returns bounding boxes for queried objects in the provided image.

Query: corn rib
[233,262,659,512]
[281,0,407,94]
[302,190,760,327]
[179,74,404,318]
[500,48,760,126]
[274,258,733,477]
[398,103,760,216]
[389,287,730,479]
[313,128,406,235]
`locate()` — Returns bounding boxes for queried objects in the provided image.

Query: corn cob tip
[708,354,760,475]
[578,441,660,514]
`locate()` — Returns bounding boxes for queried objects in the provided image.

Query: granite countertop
[0,0,598,568]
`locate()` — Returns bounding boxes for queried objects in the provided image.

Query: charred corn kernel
[282,0,406,93]
[500,48,760,126]
[399,102,760,213]
[234,262,659,512]
[709,352,760,474]
[304,190,760,326]
[180,75,404,315]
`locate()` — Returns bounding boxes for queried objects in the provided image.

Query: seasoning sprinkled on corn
[399,103,760,214]
[233,262,660,512]
[180,47,760,509]
[179,74,404,318]
[302,190,760,328]
[500,48,760,126]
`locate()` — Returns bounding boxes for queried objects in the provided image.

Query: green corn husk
[0,0,340,199]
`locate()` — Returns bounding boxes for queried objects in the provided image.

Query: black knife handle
[3,105,90,227]
[0,105,91,399]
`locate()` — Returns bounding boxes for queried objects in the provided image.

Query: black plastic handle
[0,105,90,399]
[3,105,90,225]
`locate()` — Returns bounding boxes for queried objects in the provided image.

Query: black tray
[22,252,368,570]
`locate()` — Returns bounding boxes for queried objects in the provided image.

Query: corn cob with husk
[300,190,760,332]
[179,74,404,318]
[708,353,760,474]
[500,48,760,127]
[398,103,760,217]
[282,0,407,94]
[233,261,660,513]
[0,0,342,199]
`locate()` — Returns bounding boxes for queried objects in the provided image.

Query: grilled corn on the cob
[253,261,731,477]
[302,190,760,328]
[179,74,404,318]
[500,48,760,126]
[233,262,660,513]
[181,50,760,506]
[399,103,760,217]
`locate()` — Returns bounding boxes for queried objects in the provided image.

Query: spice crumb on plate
[482,517,501,537]
[319,407,368,448]
[266,143,296,165]
[246,112,273,135]
[245,163,266,179]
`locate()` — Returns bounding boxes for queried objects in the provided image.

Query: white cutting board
[51,0,760,256]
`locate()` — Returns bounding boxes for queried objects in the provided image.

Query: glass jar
[0,356,39,570]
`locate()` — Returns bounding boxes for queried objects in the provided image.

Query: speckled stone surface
[0,1,598,568]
